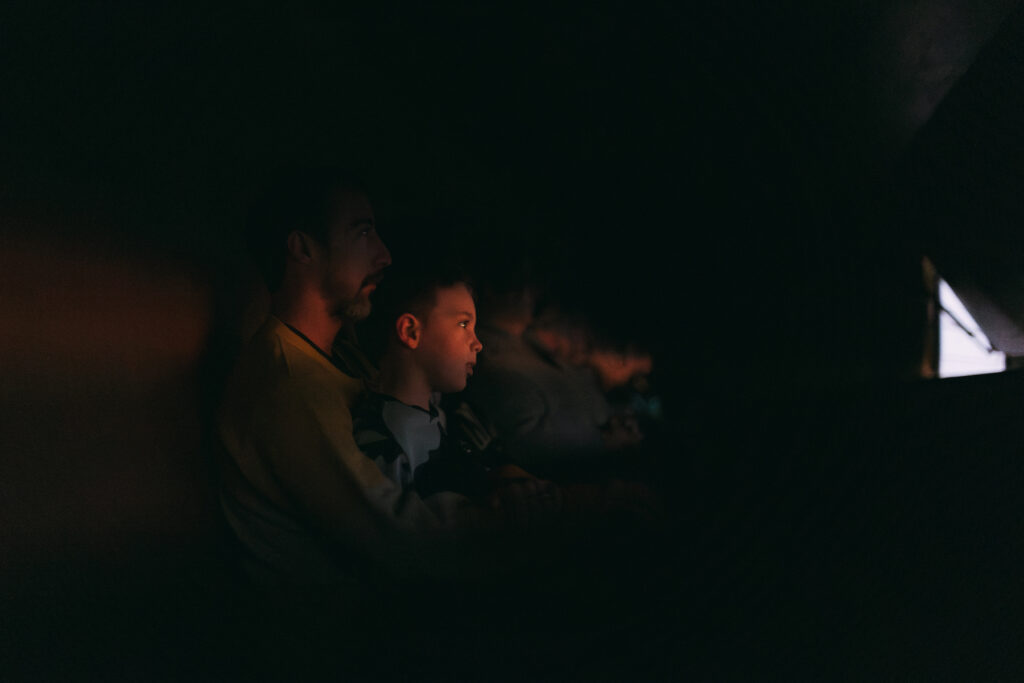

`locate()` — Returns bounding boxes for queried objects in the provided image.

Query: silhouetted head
[364,264,483,394]
[246,166,391,321]
[472,249,539,334]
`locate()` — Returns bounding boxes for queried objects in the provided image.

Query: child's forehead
[428,282,475,315]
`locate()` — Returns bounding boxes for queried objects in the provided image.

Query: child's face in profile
[417,283,484,393]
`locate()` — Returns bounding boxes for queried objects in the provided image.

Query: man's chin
[341,297,373,322]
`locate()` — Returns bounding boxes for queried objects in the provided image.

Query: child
[354,266,558,522]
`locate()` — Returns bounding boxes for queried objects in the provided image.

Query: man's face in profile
[320,189,392,321]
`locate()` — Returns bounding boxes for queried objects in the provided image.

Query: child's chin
[445,380,468,393]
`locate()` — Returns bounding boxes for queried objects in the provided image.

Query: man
[219,168,557,588]
[219,168,465,587]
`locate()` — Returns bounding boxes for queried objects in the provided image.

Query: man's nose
[374,234,392,268]
[471,335,483,353]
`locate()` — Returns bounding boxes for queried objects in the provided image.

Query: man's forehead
[327,188,375,227]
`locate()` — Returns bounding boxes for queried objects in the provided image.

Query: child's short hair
[359,262,474,364]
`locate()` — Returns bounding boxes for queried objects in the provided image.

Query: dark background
[6,0,1023,394]
[4,2,1024,679]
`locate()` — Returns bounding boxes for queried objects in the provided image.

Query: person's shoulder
[378,395,438,433]
[354,391,439,429]
[235,315,363,403]
[239,315,304,360]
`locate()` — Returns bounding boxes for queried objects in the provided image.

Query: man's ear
[395,313,422,349]
[286,230,315,264]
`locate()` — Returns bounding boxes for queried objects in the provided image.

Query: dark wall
[5,4,1024,678]
[4,2,1019,403]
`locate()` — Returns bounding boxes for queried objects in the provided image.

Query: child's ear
[395,313,422,349]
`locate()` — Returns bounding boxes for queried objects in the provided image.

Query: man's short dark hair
[245,166,365,292]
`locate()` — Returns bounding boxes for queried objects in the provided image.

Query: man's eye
[458,321,469,328]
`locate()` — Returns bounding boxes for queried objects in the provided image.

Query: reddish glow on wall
[0,236,212,389]
[0,228,215,575]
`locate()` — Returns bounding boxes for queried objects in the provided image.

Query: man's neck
[527,328,566,365]
[529,328,559,354]
[272,294,344,356]
[378,354,433,411]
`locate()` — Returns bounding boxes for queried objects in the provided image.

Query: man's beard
[324,269,383,322]
[325,288,372,322]
[340,295,372,322]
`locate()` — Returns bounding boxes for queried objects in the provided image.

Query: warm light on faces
[318,188,392,321]
[414,283,484,394]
